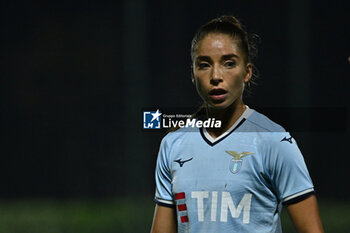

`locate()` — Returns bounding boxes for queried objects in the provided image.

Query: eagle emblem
[225,151,254,174]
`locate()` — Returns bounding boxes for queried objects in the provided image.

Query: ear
[191,66,195,85]
[244,63,252,83]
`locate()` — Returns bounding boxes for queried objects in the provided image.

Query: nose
[210,64,223,84]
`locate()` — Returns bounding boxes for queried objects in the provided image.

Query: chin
[208,102,232,110]
[207,99,242,111]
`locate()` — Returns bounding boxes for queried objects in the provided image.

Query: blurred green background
[0,198,349,233]
[0,198,347,233]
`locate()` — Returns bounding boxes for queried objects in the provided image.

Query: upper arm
[150,205,177,233]
[286,194,324,233]
[152,136,177,232]
[155,137,174,205]
[265,133,314,203]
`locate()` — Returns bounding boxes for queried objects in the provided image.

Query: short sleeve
[265,133,314,205]
[154,136,175,207]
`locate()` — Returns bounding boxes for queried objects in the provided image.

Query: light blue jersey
[154,108,314,233]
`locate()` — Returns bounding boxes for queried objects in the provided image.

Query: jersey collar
[200,106,254,146]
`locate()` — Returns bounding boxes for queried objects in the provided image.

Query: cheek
[195,80,205,95]
[229,74,245,88]
[193,73,205,88]
[194,78,208,99]
[225,76,245,96]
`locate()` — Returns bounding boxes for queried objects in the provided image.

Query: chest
[170,141,268,195]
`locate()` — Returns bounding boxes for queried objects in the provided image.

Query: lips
[209,88,227,95]
[209,88,227,101]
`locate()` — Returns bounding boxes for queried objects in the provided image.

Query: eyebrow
[196,53,239,62]
[222,54,239,60]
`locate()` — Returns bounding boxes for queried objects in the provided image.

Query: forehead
[195,33,241,57]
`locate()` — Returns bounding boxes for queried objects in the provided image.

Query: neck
[206,101,246,139]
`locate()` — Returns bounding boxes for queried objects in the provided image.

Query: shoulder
[244,109,286,133]
[160,126,198,150]
[243,109,296,151]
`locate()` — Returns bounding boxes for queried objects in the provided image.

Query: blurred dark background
[1,0,349,203]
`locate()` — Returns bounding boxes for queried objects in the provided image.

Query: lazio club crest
[226,151,254,174]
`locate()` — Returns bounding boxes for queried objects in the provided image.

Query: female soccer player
[150,15,324,233]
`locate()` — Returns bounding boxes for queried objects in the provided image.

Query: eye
[224,60,236,68]
[197,62,210,69]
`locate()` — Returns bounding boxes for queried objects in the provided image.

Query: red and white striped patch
[175,192,189,223]
[175,192,186,200]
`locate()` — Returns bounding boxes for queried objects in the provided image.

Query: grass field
[0,197,348,233]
